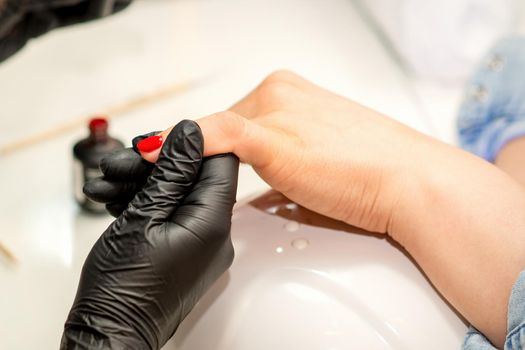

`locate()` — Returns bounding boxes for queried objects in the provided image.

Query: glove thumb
[127,120,203,221]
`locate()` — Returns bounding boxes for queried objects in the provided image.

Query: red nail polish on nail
[137,135,163,153]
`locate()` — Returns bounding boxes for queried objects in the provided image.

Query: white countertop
[0,0,465,348]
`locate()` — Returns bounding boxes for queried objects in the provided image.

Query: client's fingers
[137,128,173,163]
[138,111,280,169]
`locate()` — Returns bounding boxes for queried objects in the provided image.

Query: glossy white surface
[0,0,472,348]
[166,192,466,349]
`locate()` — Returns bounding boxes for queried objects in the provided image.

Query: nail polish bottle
[73,117,124,213]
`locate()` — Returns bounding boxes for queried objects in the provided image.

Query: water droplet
[284,221,300,232]
[285,203,297,210]
[291,238,309,250]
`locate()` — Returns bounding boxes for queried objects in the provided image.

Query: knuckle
[258,78,295,105]
[260,81,290,101]
[215,111,247,140]
[263,69,299,84]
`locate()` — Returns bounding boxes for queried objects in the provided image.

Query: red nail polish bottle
[73,117,124,213]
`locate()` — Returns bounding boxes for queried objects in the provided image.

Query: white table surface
[0,0,460,348]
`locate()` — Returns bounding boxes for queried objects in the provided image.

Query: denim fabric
[457,36,525,162]
[462,270,525,349]
[505,269,525,349]
[463,328,500,350]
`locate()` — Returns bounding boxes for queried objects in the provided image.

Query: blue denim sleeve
[457,36,525,162]
[462,269,525,349]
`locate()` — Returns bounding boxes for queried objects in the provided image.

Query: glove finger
[128,120,203,220]
[106,201,129,218]
[100,148,154,180]
[83,177,142,203]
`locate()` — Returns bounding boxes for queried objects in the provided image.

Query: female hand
[142,70,437,236]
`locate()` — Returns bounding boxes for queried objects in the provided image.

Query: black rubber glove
[61,120,239,349]
[0,0,132,62]
[83,131,158,217]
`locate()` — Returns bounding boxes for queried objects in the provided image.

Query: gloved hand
[0,0,132,62]
[83,131,158,217]
[61,120,239,349]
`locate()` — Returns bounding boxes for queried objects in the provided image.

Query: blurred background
[1,0,524,348]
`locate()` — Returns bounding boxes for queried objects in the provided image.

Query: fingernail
[137,135,163,153]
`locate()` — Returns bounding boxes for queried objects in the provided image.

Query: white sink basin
[165,191,467,350]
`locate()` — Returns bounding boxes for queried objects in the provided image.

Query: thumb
[128,120,203,220]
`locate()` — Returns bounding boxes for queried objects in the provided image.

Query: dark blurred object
[73,117,124,214]
[0,0,132,62]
